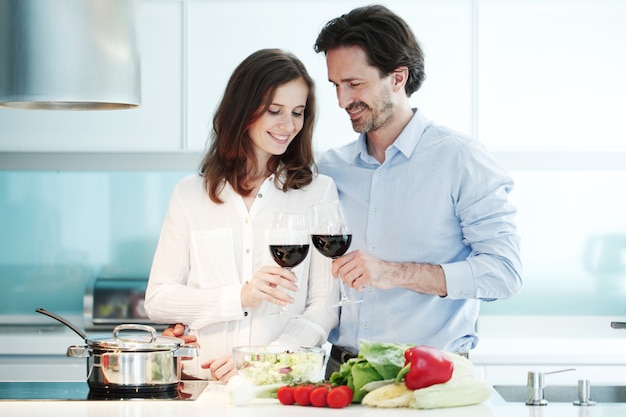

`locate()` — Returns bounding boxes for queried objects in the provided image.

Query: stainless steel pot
[67,324,197,392]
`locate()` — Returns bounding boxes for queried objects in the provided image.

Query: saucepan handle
[67,345,90,358]
[113,324,157,343]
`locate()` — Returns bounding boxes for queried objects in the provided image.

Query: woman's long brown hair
[199,49,317,203]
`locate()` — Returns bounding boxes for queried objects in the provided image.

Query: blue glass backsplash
[0,171,193,317]
[0,169,625,319]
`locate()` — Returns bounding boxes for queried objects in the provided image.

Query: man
[313,4,523,377]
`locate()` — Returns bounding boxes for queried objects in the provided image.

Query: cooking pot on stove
[67,324,197,392]
[36,308,197,393]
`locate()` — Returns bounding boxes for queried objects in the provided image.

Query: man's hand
[240,265,298,308]
[331,250,392,290]
[332,250,447,296]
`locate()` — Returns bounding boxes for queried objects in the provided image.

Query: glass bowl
[232,345,326,386]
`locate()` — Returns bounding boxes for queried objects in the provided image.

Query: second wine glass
[268,212,310,316]
[310,200,363,307]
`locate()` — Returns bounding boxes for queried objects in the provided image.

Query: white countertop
[0,382,625,417]
[2,314,626,416]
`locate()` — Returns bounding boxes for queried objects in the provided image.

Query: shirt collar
[352,108,429,164]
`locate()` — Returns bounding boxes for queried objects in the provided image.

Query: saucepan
[36,308,197,393]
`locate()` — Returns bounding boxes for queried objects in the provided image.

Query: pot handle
[113,324,157,343]
[67,345,90,358]
[174,345,198,358]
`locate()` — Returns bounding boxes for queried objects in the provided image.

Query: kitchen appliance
[83,277,165,331]
[0,380,208,401]
[0,0,141,110]
[36,308,197,395]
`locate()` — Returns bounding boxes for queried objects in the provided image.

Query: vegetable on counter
[362,348,493,409]
[277,383,353,408]
[410,373,492,409]
[396,345,454,390]
[329,340,413,403]
[226,375,284,406]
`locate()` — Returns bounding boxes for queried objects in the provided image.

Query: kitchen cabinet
[185,0,474,153]
[0,1,184,152]
[0,317,104,382]
[0,356,86,382]
[0,0,473,160]
[471,316,626,386]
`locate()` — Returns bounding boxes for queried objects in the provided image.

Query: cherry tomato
[276,385,295,405]
[293,384,315,406]
[335,385,354,403]
[309,386,329,407]
[327,386,353,408]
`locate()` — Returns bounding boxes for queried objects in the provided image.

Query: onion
[226,375,256,406]
[226,375,284,407]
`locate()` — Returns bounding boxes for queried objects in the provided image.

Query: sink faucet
[611,321,626,329]
[526,368,576,406]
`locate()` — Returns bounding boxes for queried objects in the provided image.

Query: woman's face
[248,77,309,163]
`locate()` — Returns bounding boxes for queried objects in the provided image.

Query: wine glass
[310,200,363,307]
[268,212,310,316]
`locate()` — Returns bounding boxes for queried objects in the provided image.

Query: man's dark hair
[314,4,425,97]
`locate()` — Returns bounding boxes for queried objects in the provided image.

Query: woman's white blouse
[145,173,339,379]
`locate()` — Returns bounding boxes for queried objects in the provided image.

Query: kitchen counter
[1,382,625,417]
[3,315,626,385]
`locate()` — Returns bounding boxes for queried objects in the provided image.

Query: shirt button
[363,322,369,329]
[244,311,248,317]
[245,248,250,254]
[257,193,263,198]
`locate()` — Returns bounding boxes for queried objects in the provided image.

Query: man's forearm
[387,262,447,296]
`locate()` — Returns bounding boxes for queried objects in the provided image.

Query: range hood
[0,0,141,110]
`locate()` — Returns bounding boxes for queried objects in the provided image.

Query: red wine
[311,234,352,258]
[269,244,310,268]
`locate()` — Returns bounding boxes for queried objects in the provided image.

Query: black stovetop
[0,380,208,401]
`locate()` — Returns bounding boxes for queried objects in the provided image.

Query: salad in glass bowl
[232,345,326,386]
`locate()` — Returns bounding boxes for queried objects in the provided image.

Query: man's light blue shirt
[318,109,522,354]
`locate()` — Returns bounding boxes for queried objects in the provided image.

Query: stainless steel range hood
[0,0,141,110]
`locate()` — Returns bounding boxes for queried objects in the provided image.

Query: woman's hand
[162,324,198,378]
[201,352,238,383]
[163,323,198,345]
[241,265,298,308]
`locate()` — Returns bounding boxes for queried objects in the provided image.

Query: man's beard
[348,98,394,134]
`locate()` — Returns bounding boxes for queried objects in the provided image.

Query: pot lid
[88,324,182,352]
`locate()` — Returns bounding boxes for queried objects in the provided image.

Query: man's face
[326,46,394,133]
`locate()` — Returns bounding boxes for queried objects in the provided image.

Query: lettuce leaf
[329,340,415,403]
[359,340,413,380]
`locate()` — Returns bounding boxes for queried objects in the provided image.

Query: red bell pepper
[397,346,454,390]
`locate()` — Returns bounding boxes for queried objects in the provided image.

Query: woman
[144,49,339,382]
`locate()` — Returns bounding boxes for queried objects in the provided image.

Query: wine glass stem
[338,279,350,301]
[280,268,293,314]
